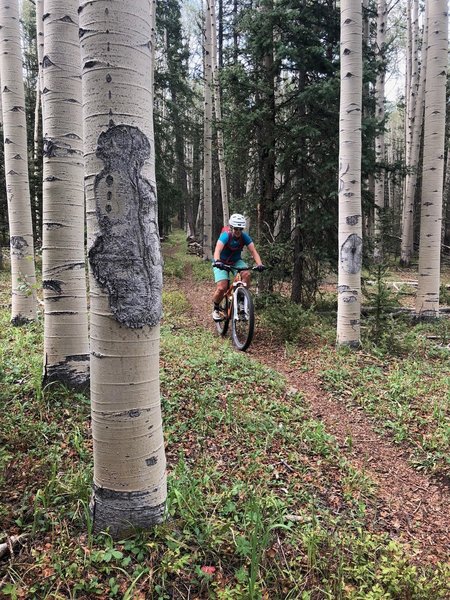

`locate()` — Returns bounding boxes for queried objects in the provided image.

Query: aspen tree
[416,0,448,318]
[400,0,425,266]
[373,0,387,261]
[41,0,89,389]
[0,0,37,325]
[79,0,167,535]
[337,0,363,347]
[203,0,213,259]
[210,0,229,224]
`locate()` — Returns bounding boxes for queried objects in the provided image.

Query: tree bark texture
[416,0,448,318]
[337,0,363,347]
[0,0,37,325]
[41,0,89,390]
[79,0,167,536]
[203,0,213,258]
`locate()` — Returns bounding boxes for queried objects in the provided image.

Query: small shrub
[257,293,317,343]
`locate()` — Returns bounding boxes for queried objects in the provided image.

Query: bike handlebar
[214,264,267,273]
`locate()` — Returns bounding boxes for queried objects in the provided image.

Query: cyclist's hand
[254,264,266,272]
[213,260,225,270]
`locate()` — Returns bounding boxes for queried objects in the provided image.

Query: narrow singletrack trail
[169,265,450,565]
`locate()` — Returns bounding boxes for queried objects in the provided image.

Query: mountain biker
[211,213,265,321]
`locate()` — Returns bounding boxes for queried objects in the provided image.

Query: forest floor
[166,238,450,567]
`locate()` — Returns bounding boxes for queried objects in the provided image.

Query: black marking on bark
[337,285,350,293]
[89,124,163,328]
[92,351,105,358]
[59,15,75,23]
[64,133,82,140]
[43,279,63,294]
[45,221,67,229]
[7,170,18,176]
[43,137,57,157]
[106,74,112,82]
[11,236,28,250]
[343,295,357,303]
[10,106,24,112]
[42,55,55,68]
[12,154,22,160]
[64,98,80,104]
[42,87,50,94]
[107,42,110,52]
[2,85,11,93]
[129,409,141,418]
[47,310,78,315]
[346,214,359,226]
[42,12,50,20]
[43,353,89,392]
[90,484,165,537]
[4,138,12,144]
[66,353,90,362]
[84,60,99,69]
[340,233,362,274]
[105,204,112,213]
[11,314,34,327]
[44,176,62,182]
[343,48,351,55]
[79,27,88,38]
[109,119,115,128]
[146,456,157,466]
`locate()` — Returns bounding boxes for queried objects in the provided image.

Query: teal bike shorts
[213,259,248,282]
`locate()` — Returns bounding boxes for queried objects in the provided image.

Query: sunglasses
[232,227,244,231]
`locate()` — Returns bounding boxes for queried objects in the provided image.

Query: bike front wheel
[215,295,230,336]
[232,286,254,351]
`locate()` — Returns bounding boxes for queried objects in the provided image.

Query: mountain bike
[215,266,263,351]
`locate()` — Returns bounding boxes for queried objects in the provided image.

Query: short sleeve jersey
[219,231,253,265]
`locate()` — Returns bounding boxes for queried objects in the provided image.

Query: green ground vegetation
[0,241,449,598]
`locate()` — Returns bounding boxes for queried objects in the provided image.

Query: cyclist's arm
[213,240,225,261]
[247,242,263,266]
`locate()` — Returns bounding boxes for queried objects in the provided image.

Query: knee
[218,281,229,293]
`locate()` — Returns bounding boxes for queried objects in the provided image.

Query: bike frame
[223,268,250,321]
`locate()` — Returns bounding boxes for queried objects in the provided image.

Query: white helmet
[229,213,246,228]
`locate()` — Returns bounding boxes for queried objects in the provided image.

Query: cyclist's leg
[233,259,250,286]
[212,266,230,304]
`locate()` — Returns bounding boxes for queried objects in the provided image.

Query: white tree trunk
[36,0,45,124]
[0,0,37,325]
[203,0,213,259]
[337,0,363,348]
[415,1,448,318]
[79,0,167,536]
[373,0,387,261]
[209,0,229,224]
[41,0,89,389]
[400,0,425,265]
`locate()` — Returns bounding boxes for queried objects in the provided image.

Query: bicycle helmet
[229,213,246,228]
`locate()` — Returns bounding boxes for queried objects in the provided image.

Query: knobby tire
[215,295,229,336]
[232,286,254,351]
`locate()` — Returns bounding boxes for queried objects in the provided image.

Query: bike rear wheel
[215,295,230,336]
[232,286,254,351]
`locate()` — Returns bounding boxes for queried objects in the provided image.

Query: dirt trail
[170,267,450,565]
